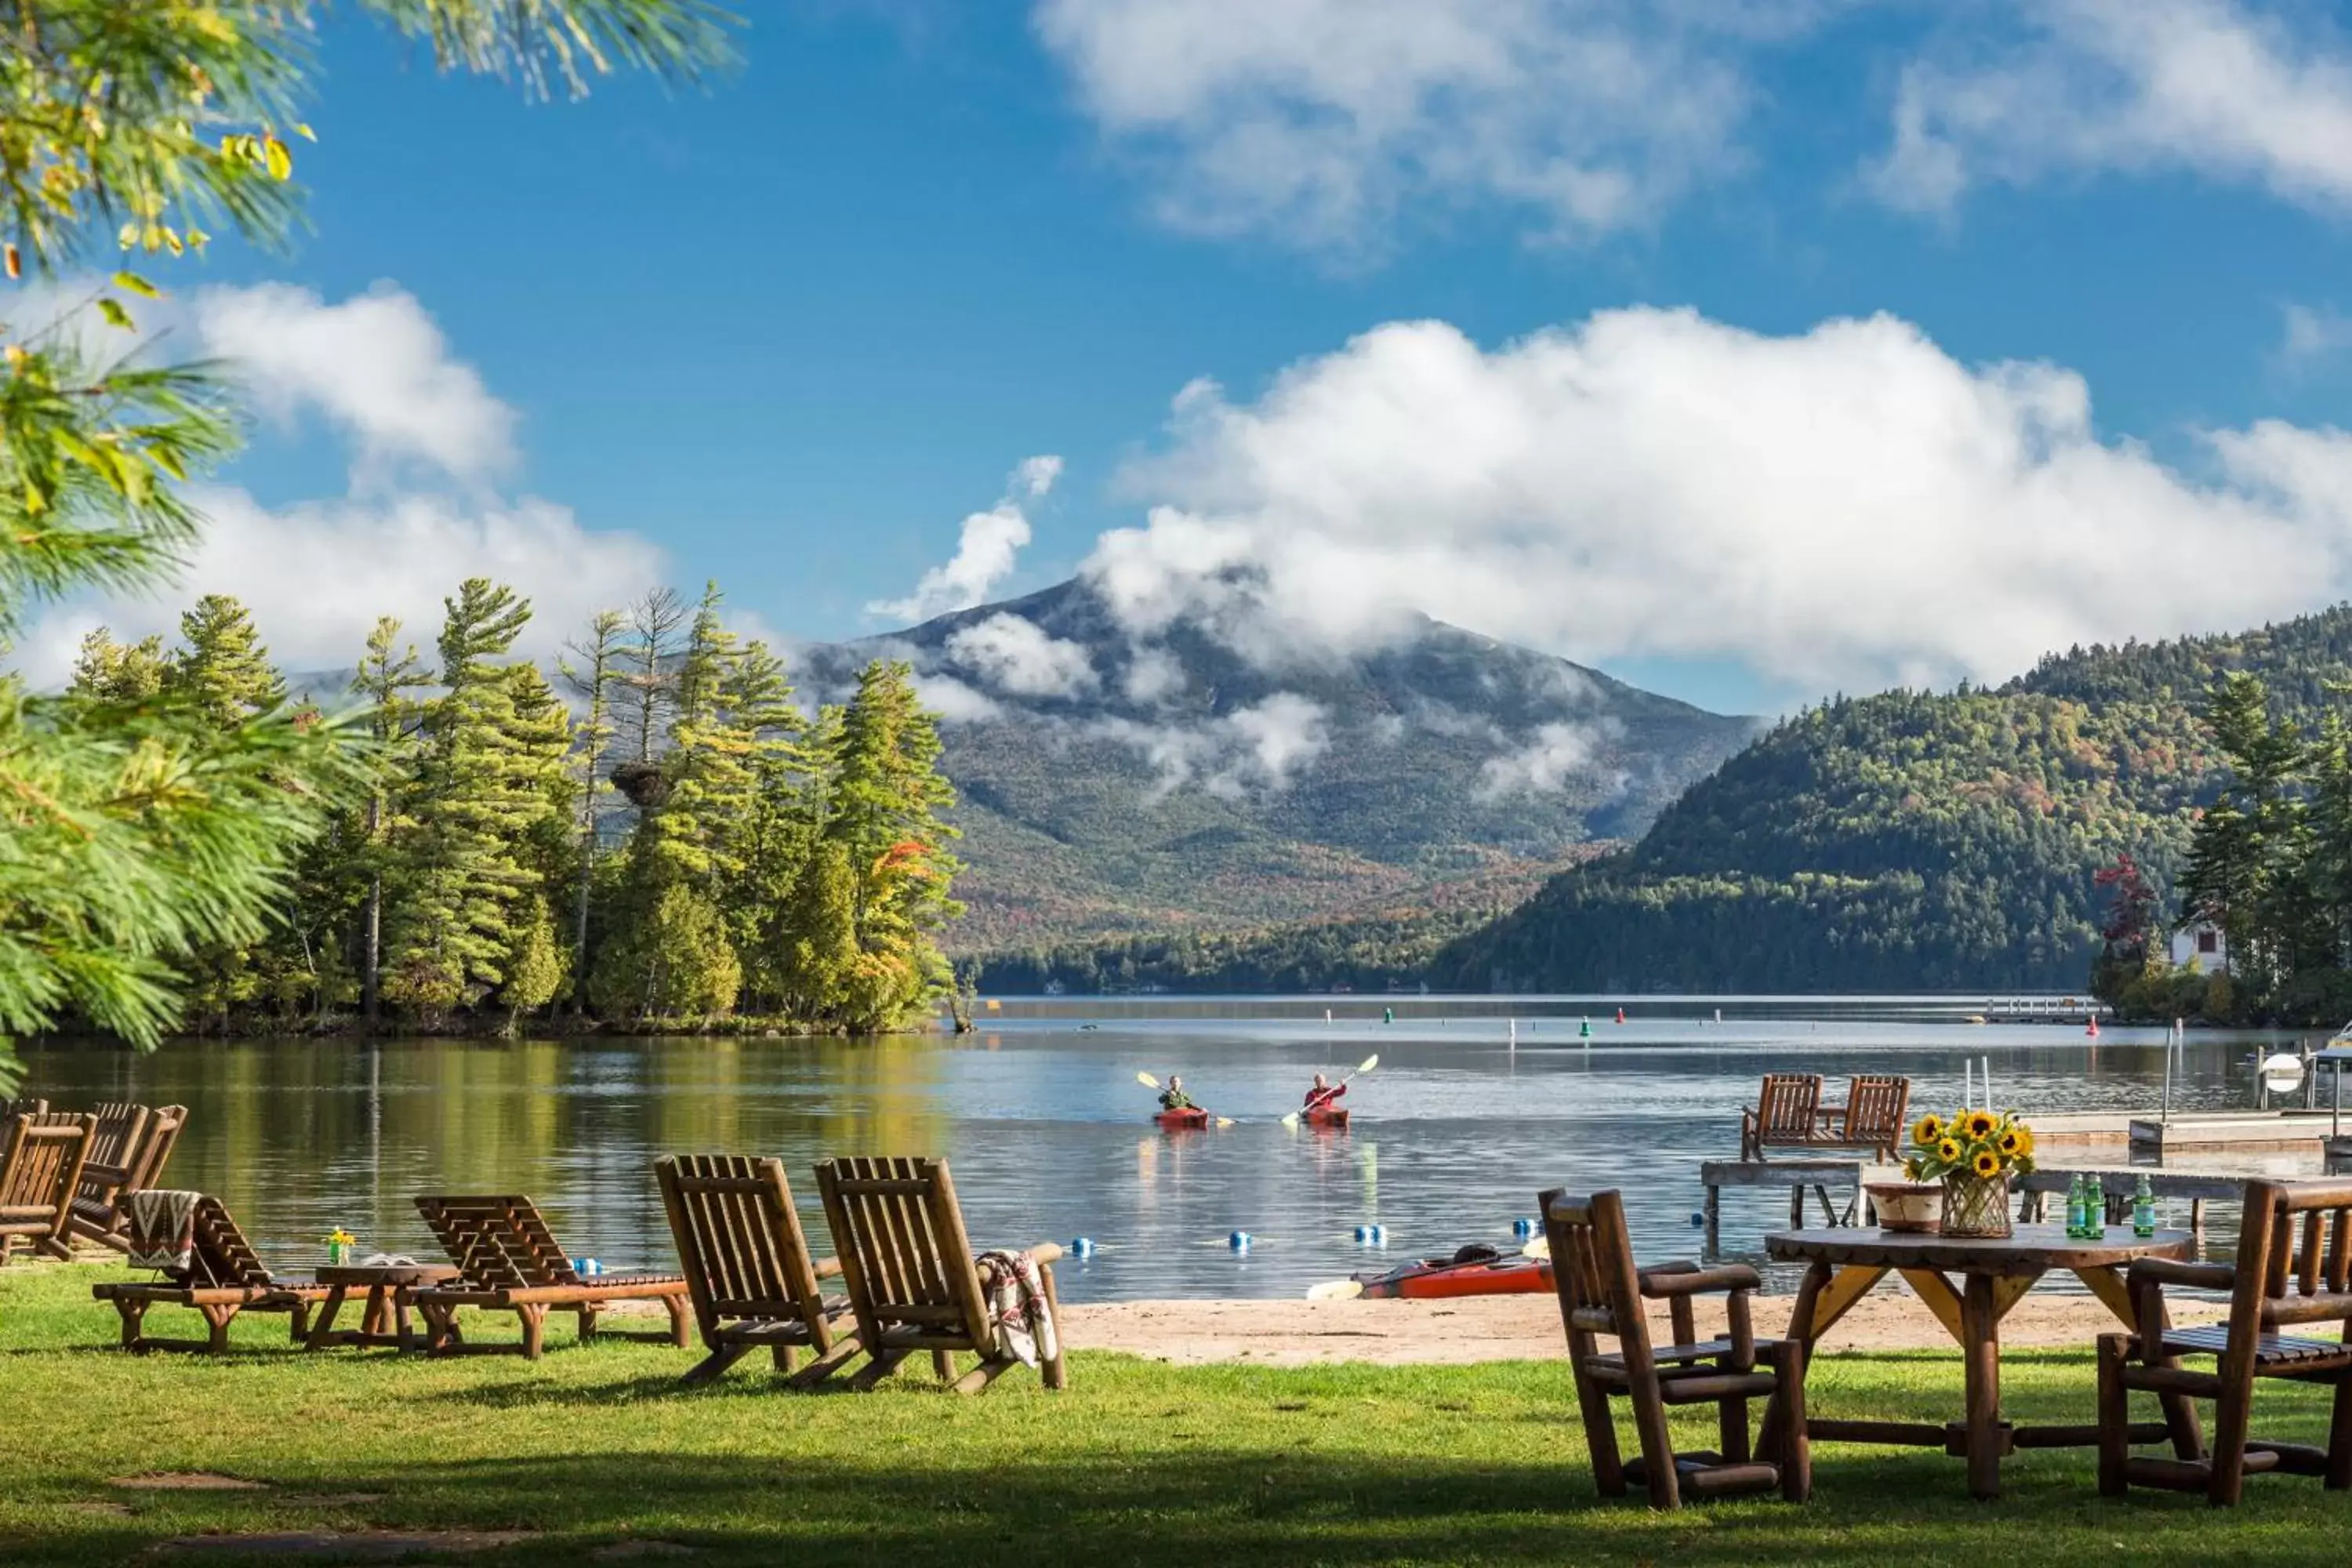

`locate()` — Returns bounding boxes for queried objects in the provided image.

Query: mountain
[802,579,1761,953]
[1434,605,2352,994]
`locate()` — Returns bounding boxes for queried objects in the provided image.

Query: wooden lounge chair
[90,1195,329,1352]
[1542,1186,1809,1509]
[410,1194,691,1359]
[70,1103,187,1250]
[0,1112,93,1265]
[656,1154,861,1386]
[1738,1074,1824,1162]
[1814,1076,1911,1161]
[814,1156,1068,1394]
[2098,1178,2352,1504]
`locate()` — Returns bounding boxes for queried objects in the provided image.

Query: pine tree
[67,630,169,702]
[165,594,287,724]
[500,894,568,1034]
[558,609,626,1006]
[350,618,434,1027]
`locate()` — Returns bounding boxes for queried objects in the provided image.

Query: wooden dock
[2127,1110,2347,1155]
[1698,1158,1904,1246]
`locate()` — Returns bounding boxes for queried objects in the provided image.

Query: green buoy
[1579,1016,1592,1039]
[1383,1007,1394,1024]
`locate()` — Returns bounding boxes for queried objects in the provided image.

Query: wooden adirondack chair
[1542,1186,1809,1509]
[0,1098,45,1122]
[1815,1076,1911,1160]
[0,1113,93,1264]
[1738,1075,1824,1161]
[410,1194,691,1359]
[814,1156,1068,1394]
[90,1195,329,1352]
[656,1154,861,1386]
[2098,1178,2352,1504]
[70,1104,187,1250]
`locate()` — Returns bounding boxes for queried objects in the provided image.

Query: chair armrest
[1639,1264,1762,1298]
[1813,1106,1849,1131]
[2129,1259,2235,1291]
[812,1254,843,1279]
[1025,1243,1065,1268]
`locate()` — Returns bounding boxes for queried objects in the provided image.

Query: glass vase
[1940,1173,2013,1240]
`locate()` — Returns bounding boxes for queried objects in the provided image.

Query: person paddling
[1157,1074,1196,1112]
[1302,1072,1346,1114]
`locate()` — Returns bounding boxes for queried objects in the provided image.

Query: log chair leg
[308,1285,348,1349]
[202,1303,236,1355]
[2096,1334,2130,1497]
[2326,1370,2352,1490]
[1040,1263,1069,1391]
[576,1303,598,1342]
[665,1293,691,1349]
[1775,1340,1810,1504]
[114,1298,147,1352]
[785,1332,864,1390]
[359,1286,388,1338]
[772,1342,799,1375]
[1626,1360,1681,1510]
[682,1341,754,1387]
[518,1304,546,1361]
[290,1299,313,1341]
[1719,1388,1751,1465]
[931,1348,957,1382]
[848,1347,910,1392]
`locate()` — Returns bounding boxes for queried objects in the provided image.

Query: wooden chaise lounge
[814,1155,1068,1393]
[70,1103,187,1250]
[656,1154,860,1386]
[410,1194,691,1359]
[90,1195,329,1352]
[1,1112,93,1265]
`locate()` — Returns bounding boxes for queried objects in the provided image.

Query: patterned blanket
[975,1249,1059,1369]
[125,1189,200,1273]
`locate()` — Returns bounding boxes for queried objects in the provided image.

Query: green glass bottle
[2065,1174,2087,1237]
[2133,1174,2157,1238]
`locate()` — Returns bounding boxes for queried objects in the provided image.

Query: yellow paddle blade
[1356,1054,1378,1075]
[1135,1071,1161,1090]
[1214,1117,1236,1128]
[1305,1279,1364,1301]
[1521,1236,1551,1260]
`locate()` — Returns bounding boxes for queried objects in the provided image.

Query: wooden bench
[410,1194,691,1359]
[657,1153,859,1386]
[1,1113,93,1264]
[815,1156,1067,1394]
[2099,1178,2352,1504]
[91,1196,328,1352]
[1542,1185,1808,1509]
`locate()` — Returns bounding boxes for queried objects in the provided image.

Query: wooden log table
[305,1263,460,1352]
[1766,1224,2195,1500]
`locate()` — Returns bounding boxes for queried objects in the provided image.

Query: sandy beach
[1057,1279,2228,1367]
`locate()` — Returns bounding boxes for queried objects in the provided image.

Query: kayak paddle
[1281,1054,1379,1127]
[1135,1070,1235,1127]
[1305,1278,1364,1301]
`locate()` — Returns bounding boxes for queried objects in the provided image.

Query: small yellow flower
[1998,1130,2022,1156]
[1964,1110,1998,1140]
[1972,1149,2001,1179]
[2013,1127,2034,1156]
[1937,1138,1962,1163]
[1911,1114,1945,1147]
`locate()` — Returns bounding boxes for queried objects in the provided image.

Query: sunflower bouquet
[1903,1109,2035,1238]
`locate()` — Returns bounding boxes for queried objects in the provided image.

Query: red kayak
[1153,1106,1212,1131]
[1353,1248,1552,1300]
[1302,1106,1350,1129]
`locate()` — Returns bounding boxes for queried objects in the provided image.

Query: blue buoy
[1071,1237,1095,1258]
[1229,1230,1253,1250]
[1512,1216,1536,1239]
[1369,1225,1386,1245]
[1353,1225,1370,1243]
[1690,1212,1706,1228]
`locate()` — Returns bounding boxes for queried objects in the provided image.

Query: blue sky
[60,1,2352,717]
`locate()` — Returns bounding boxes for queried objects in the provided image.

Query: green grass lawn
[0,1264,2345,1566]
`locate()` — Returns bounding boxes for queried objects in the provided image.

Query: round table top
[313,1261,461,1287]
[1766,1224,2193,1275]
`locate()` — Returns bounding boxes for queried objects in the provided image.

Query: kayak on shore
[1351,1246,1553,1301]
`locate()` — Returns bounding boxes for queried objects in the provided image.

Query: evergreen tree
[164,594,285,724]
[67,630,169,702]
[499,894,568,1034]
[558,609,626,1005]
[2179,671,2307,993]
[350,618,433,1026]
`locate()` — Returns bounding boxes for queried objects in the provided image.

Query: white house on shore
[2170,920,2228,974]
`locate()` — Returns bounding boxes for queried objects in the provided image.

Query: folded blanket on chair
[125,1189,201,1273]
[975,1250,1058,1370]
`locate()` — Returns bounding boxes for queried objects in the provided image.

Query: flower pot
[1940,1172,2013,1240]
[1864,1181,1944,1234]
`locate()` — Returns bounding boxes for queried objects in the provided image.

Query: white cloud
[1033,0,1820,252]
[194,282,519,484]
[1223,691,1330,788]
[1121,644,1188,702]
[912,672,1006,724]
[1083,306,2352,695]
[946,612,1101,697]
[12,283,670,688]
[1090,691,1333,797]
[867,456,1062,624]
[1478,721,1613,800]
[1871,0,2352,217]
[2278,302,2352,370]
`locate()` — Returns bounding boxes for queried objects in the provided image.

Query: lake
[16,1000,2332,1301]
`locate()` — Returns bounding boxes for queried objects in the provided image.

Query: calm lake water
[17,1000,2336,1301]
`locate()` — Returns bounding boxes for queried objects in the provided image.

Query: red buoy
[2085,1014,2100,1038]
[1615,1007,1626,1024]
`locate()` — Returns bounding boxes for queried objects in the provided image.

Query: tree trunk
[361,792,383,1030]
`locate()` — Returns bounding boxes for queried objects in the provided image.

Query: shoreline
[1056,1284,2229,1367]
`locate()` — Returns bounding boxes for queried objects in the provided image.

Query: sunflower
[1998,1129,2022,1156]
[1963,1110,1998,1140]
[2013,1126,2034,1156]
[1937,1138,1962,1163]
[1972,1149,2002,1179]
[1911,1115,1944,1147]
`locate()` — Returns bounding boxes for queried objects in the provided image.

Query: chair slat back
[85,1103,150,1172]
[1842,1076,1911,1147]
[815,1156,993,1354]
[2265,1181,2352,1301]
[413,1195,577,1288]
[125,1105,187,1195]
[1755,1075,1823,1141]
[186,1196,274,1288]
[1541,1186,1653,1373]
[0,1114,93,1228]
[657,1155,826,1334]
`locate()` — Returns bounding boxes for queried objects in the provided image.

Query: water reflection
[17,1011,2332,1301]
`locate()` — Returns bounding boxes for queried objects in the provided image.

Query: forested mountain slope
[803,579,1759,952]
[1435,606,2352,993]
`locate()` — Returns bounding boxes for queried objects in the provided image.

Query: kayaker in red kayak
[1302,1073,1346,1115]
[1157,1075,1196,1112]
